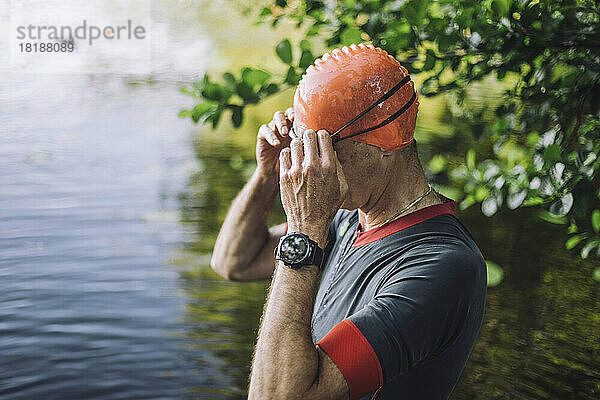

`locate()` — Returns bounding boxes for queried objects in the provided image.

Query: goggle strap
[335,90,417,142]
[332,75,412,137]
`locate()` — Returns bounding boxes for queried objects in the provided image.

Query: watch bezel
[276,232,314,268]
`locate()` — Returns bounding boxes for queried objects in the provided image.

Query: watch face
[280,234,309,264]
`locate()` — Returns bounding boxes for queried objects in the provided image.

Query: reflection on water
[453,208,599,399]
[0,72,203,398]
[0,1,225,399]
[175,135,280,398]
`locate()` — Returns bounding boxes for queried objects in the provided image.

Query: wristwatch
[274,232,325,269]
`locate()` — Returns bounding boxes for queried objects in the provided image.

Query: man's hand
[279,129,348,246]
[256,108,294,177]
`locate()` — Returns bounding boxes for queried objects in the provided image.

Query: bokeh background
[1,0,598,399]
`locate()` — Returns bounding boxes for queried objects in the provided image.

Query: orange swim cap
[293,43,419,150]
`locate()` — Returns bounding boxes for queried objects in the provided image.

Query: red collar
[352,200,456,247]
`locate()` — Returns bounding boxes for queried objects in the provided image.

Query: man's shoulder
[388,224,487,296]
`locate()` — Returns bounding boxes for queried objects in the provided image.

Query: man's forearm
[248,229,327,400]
[211,169,279,278]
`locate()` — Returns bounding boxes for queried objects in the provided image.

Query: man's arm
[211,110,293,281]
[249,259,349,400]
[248,130,350,399]
[211,169,283,281]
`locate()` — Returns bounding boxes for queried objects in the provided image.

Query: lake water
[1,1,598,399]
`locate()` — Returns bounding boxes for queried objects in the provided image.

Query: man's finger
[302,130,319,166]
[279,148,292,175]
[274,111,288,136]
[317,130,335,167]
[290,138,303,170]
[285,107,294,123]
[259,124,281,146]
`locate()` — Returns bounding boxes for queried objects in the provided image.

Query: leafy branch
[179,38,315,128]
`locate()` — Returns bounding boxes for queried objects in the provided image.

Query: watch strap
[309,241,325,269]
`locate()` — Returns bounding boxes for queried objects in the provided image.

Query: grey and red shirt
[313,200,487,400]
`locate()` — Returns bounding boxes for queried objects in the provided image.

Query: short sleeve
[317,244,484,399]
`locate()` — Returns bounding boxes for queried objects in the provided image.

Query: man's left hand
[279,129,348,247]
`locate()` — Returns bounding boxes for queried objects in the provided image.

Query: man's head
[292,43,421,210]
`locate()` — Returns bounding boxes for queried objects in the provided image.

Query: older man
[211,44,487,400]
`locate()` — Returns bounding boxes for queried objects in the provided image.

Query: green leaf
[178,109,192,118]
[488,0,512,17]
[208,108,223,128]
[259,83,280,96]
[423,49,436,71]
[222,72,238,91]
[299,39,312,51]
[466,149,476,170]
[592,209,600,234]
[542,144,561,165]
[285,66,300,85]
[482,196,499,217]
[231,106,243,127]
[340,26,363,46]
[459,195,476,210]
[236,82,260,104]
[527,132,540,147]
[201,82,232,103]
[565,234,585,250]
[241,67,271,87]
[581,240,599,259]
[259,7,272,17]
[507,189,527,209]
[523,196,544,206]
[486,260,504,287]
[536,210,568,225]
[276,39,293,64]
[593,267,600,282]
[191,102,215,123]
[428,154,446,174]
[475,186,489,202]
[404,0,430,25]
[549,192,573,216]
[180,87,197,98]
[299,50,315,70]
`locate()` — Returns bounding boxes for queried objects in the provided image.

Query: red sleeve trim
[317,319,383,400]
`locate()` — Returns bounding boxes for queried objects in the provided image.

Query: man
[211,43,487,400]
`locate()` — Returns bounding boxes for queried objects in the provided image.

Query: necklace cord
[379,183,433,227]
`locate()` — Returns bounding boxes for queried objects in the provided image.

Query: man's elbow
[210,256,240,281]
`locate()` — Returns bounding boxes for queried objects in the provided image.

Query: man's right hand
[256,108,294,176]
